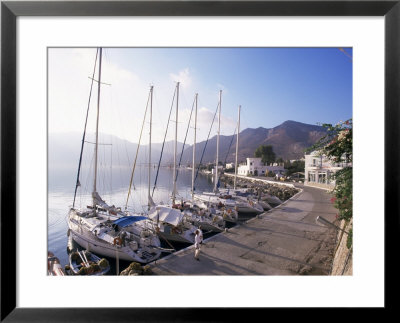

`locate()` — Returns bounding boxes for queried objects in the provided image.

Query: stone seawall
[331,219,353,275]
[224,173,296,188]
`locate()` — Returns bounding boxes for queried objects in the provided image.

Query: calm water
[48,165,215,272]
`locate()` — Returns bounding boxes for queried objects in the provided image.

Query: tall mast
[172,82,179,204]
[148,85,153,210]
[73,49,98,208]
[125,88,151,210]
[234,105,241,190]
[93,47,102,208]
[214,90,222,192]
[191,93,198,200]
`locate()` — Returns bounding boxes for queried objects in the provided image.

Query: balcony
[307,163,321,169]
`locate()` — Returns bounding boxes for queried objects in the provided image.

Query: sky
[48,47,352,144]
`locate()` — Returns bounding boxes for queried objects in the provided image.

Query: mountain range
[178,120,327,165]
[49,120,326,169]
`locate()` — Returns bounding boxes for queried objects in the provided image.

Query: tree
[308,119,352,222]
[254,145,276,165]
[266,170,275,177]
[285,160,305,176]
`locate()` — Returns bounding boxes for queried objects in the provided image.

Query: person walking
[194,229,202,261]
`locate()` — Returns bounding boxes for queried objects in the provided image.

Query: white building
[237,158,285,177]
[225,163,234,170]
[304,151,351,189]
[211,165,224,175]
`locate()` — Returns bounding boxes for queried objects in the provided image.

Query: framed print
[1,0,399,321]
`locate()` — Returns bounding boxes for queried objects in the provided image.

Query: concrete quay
[149,184,338,275]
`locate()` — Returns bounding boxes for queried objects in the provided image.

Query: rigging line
[110,144,113,205]
[125,89,151,210]
[218,127,237,184]
[175,95,196,183]
[100,144,104,195]
[82,152,95,209]
[84,141,112,146]
[113,86,133,171]
[115,132,124,193]
[73,48,99,208]
[102,141,111,202]
[102,137,107,193]
[105,53,132,171]
[193,101,220,186]
[93,47,103,200]
[151,86,177,198]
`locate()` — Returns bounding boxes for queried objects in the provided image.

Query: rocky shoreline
[220,174,300,202]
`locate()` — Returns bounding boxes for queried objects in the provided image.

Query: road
[149,184,338,275]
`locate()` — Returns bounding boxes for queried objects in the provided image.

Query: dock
[149,184,338,275]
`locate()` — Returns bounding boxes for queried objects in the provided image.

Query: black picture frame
[1,0,398,321]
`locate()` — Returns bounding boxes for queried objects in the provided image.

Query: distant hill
[48,132,183,169]
[49,120,326,170]
[177,120,327,165]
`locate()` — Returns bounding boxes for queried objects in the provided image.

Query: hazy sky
[48,47,352,144]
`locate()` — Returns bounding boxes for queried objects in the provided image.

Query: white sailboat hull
[233,198,264,214]
[156,230,195,244]
[193,220,223,232]
[218,189,268,212]
[69,229,160,263]
[194,193,263,215]
[262,194,283,206]
[258,200,273,210]
[68,210,162,264]
[185,215,224,233]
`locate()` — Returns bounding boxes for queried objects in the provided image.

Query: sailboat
[218,187,273,211]
[144,82,198,244]
[217,105,267,212]
[193,95,263,215]
[175,92,229,232]
[148,205,197,244]
[67,48,162,264]
[172,89,235,232]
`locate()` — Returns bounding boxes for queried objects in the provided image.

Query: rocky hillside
[178,120,327,164]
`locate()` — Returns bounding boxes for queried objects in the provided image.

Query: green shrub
[346,228,353,249]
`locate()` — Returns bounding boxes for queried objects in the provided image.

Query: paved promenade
[149,184,338,275]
